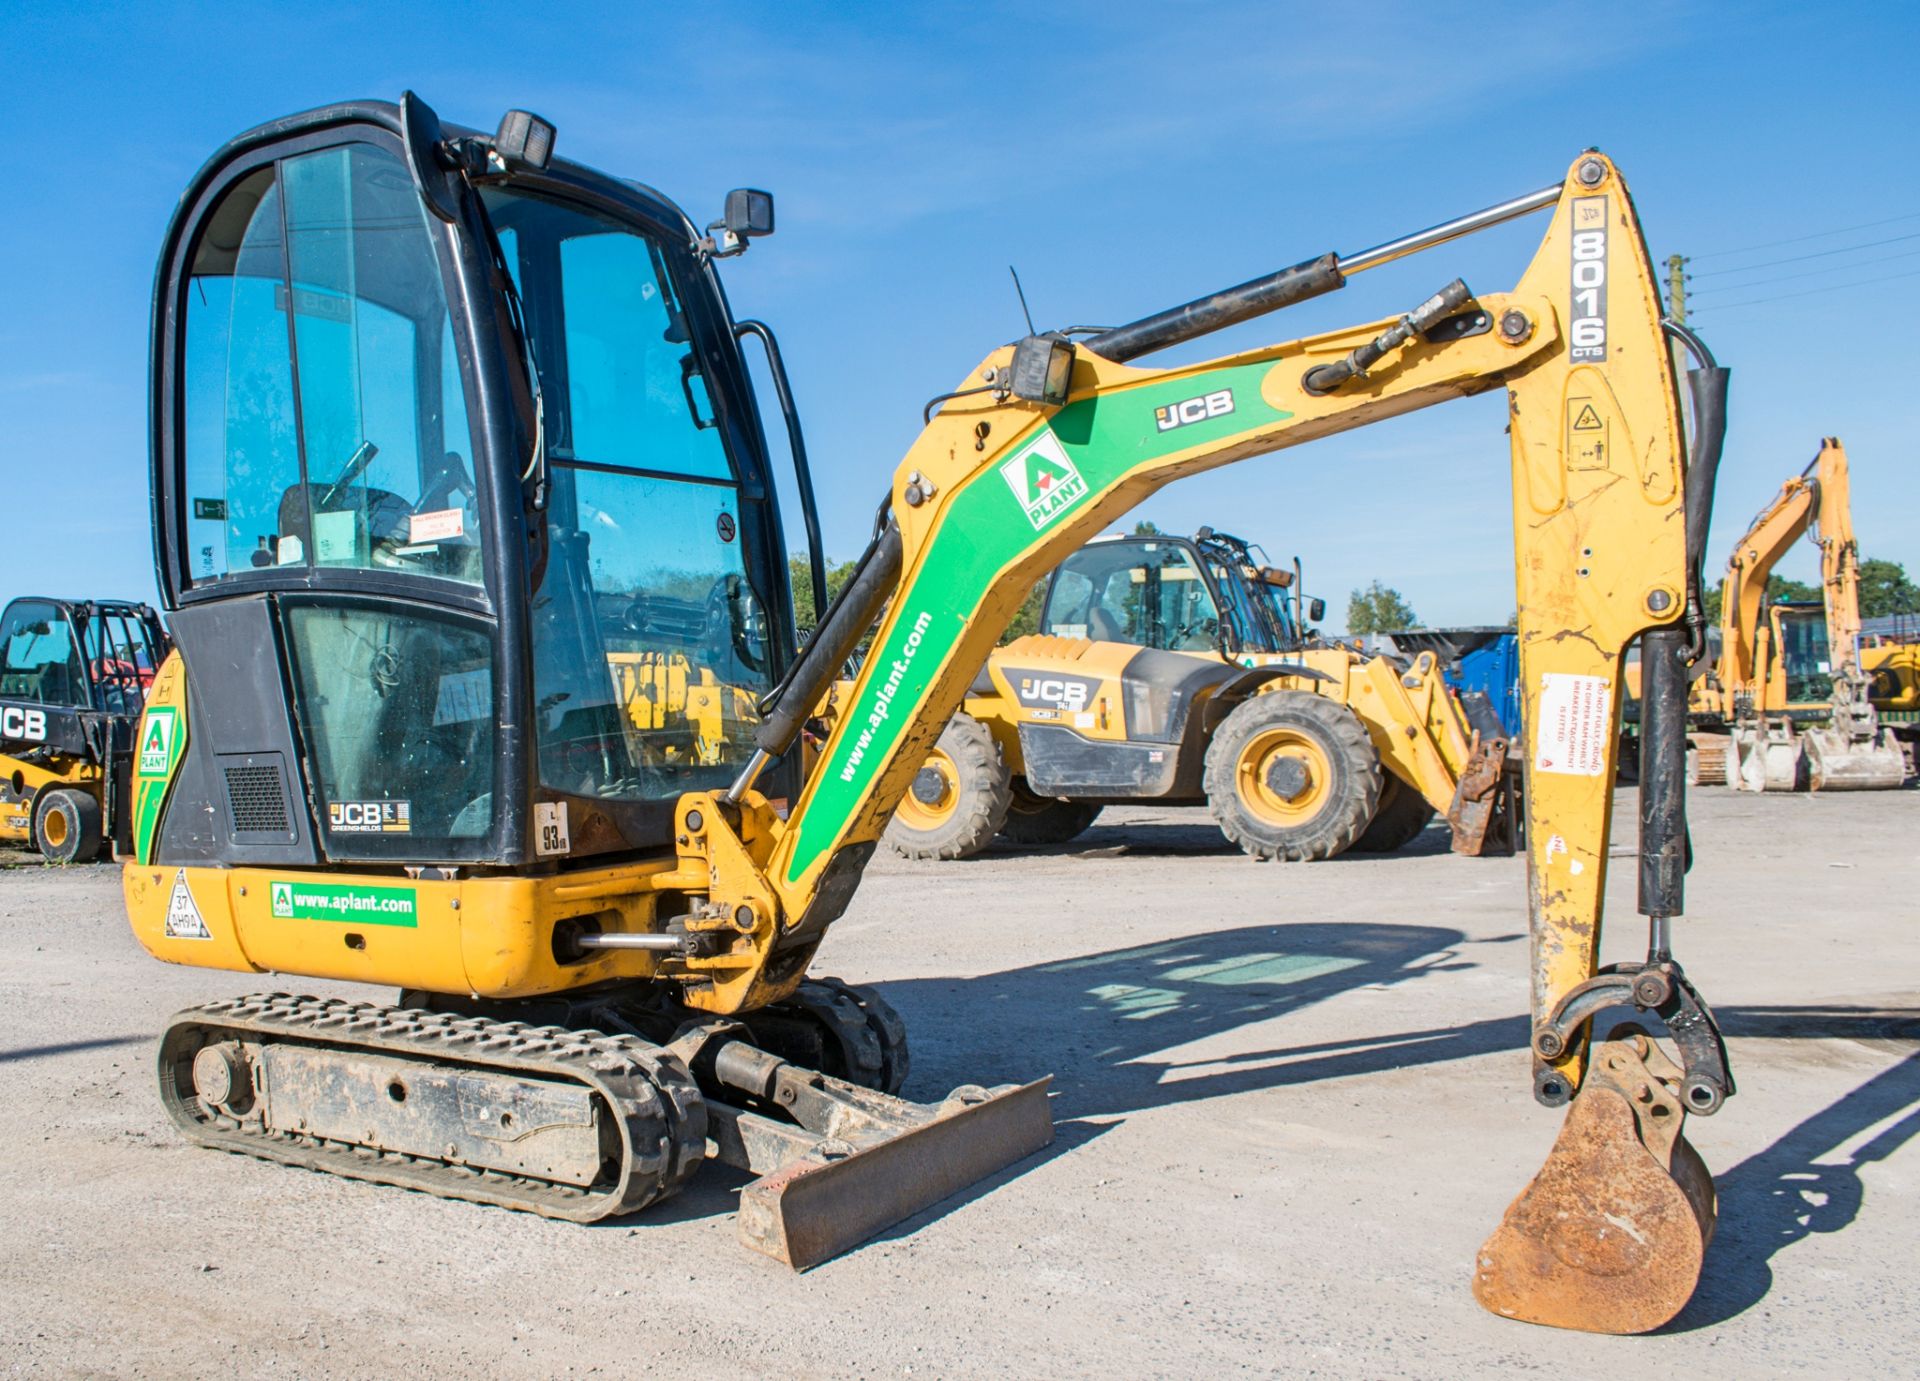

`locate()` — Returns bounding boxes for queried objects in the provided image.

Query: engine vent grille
[224,764,289,834]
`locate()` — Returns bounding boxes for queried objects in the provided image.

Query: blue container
[1382,627,1522,739]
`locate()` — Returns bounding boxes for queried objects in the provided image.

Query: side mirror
[1307,597,1327,623]
[724,188,775,238]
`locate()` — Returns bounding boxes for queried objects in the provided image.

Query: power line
[1688,245,1920,297]
[1690,209,1920,261]
[1692,267,1920,313]
[1690,230,1920,279]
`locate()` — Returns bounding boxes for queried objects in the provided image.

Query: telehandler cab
[0,596,169,861]
[130,95,1732,1332]
[883,526,1514,861]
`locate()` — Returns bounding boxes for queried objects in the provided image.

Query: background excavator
[1689,439,1907,791]
[884,526,1513,861]
[126,95,1732,1334]
[0,596,169,861]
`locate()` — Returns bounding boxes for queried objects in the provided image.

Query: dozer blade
[728,1077,1053,1269]
[1473,1034,1715,1334]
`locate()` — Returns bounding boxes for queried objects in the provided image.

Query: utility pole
[1666,253,1689,324]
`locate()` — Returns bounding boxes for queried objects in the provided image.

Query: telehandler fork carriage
[132,97,1730,1330]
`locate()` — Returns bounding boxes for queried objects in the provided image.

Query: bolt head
[1577,158,1607,186]
[1498,309,1532,343]
[1647,588,1673,613]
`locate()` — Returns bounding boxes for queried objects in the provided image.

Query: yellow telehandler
[884,526,1512,861]
[126,96,1734,1333]
[0,596,169,861]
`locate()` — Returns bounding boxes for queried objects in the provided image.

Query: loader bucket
[729,1077,1055,1269]
[1803,726,1908,791]
[1473,1035,1715,1334]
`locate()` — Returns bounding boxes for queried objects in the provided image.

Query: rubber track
[157,993,707,1222]
[792,978,911,1095]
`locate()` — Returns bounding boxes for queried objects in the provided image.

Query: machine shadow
[0,1034,148,1063]
[1672,1046,1920,1331]
[996,818,1461,863]
[883,921,1519,1123]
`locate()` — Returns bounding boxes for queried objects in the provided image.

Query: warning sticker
[408,507,465,543]
[1567,398,1609,470]
[1534,673,1613,777]
[164,869,212,939]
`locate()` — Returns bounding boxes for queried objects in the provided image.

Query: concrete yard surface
[1,786,1916,1377]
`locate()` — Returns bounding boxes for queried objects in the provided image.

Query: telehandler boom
[129,97,1732,1333]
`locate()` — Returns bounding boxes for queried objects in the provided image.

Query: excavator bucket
[1731,719,1806,792]
[1803,725,1908,791]
[1473,1034,1715,1334]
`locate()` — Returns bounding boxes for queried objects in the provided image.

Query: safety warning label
[1533,672,1613,777]
[164,869,212,939]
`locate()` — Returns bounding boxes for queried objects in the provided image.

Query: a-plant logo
[270,881,294,918]
[138,710,176,776]
[1000,430,1089,531]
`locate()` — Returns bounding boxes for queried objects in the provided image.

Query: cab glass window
[283,604,495,851]
[483,187,772,804]
[0,602,84,708]
[180,143,481,588]
[1043,543,1221,652]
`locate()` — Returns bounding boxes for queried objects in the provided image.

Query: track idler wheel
[1473,1032,1715,1334]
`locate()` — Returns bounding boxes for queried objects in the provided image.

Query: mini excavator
[128,95,1734,1333]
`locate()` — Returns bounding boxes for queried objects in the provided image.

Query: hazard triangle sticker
[164,869,211,940]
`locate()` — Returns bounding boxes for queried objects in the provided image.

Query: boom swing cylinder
[130,98,1731,1331]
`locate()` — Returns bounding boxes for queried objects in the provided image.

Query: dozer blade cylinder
[1474,1035,1715,1334]
[732,1077,1054,1270]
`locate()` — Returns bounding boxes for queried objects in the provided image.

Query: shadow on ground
[1672,1046,1920,1330]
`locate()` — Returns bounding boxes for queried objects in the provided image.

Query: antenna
[1008,265,1037,335]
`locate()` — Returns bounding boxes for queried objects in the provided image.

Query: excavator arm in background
[1713,439,1905,790]
[673,153,1733,1331]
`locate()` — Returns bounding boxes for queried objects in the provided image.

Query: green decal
[269,880,418,928]
[788,361,1291,883]
[132,699,186,866]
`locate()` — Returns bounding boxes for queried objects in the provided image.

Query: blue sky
[3,1,1914,631]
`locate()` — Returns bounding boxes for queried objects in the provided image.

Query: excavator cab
[144,98,807,872]
[1768,601,1833,709]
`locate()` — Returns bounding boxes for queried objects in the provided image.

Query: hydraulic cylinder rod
[1085,180,1563,364]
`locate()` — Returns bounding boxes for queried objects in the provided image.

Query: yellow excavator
[885,526,1512,861]
[127,96,1734,1333]
[1693,439,1906,791]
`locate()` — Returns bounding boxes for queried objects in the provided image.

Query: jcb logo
[1154,389,1234,432]
[0,706,47,742]
[1013,673,1096,713]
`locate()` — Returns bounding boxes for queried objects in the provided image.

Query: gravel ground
[0,785,1915,1378]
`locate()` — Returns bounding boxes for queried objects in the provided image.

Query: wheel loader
[0,596,169,862]
[885,526,1514,861]
[1679,439,1905,791]
[127,95,1735,1332]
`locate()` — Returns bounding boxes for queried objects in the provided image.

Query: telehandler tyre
[1349,772,1435,853]
[1204,691,1381,861]
[34,788,103,864]
[999,780,1102,847]
[883,713,1011,860]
